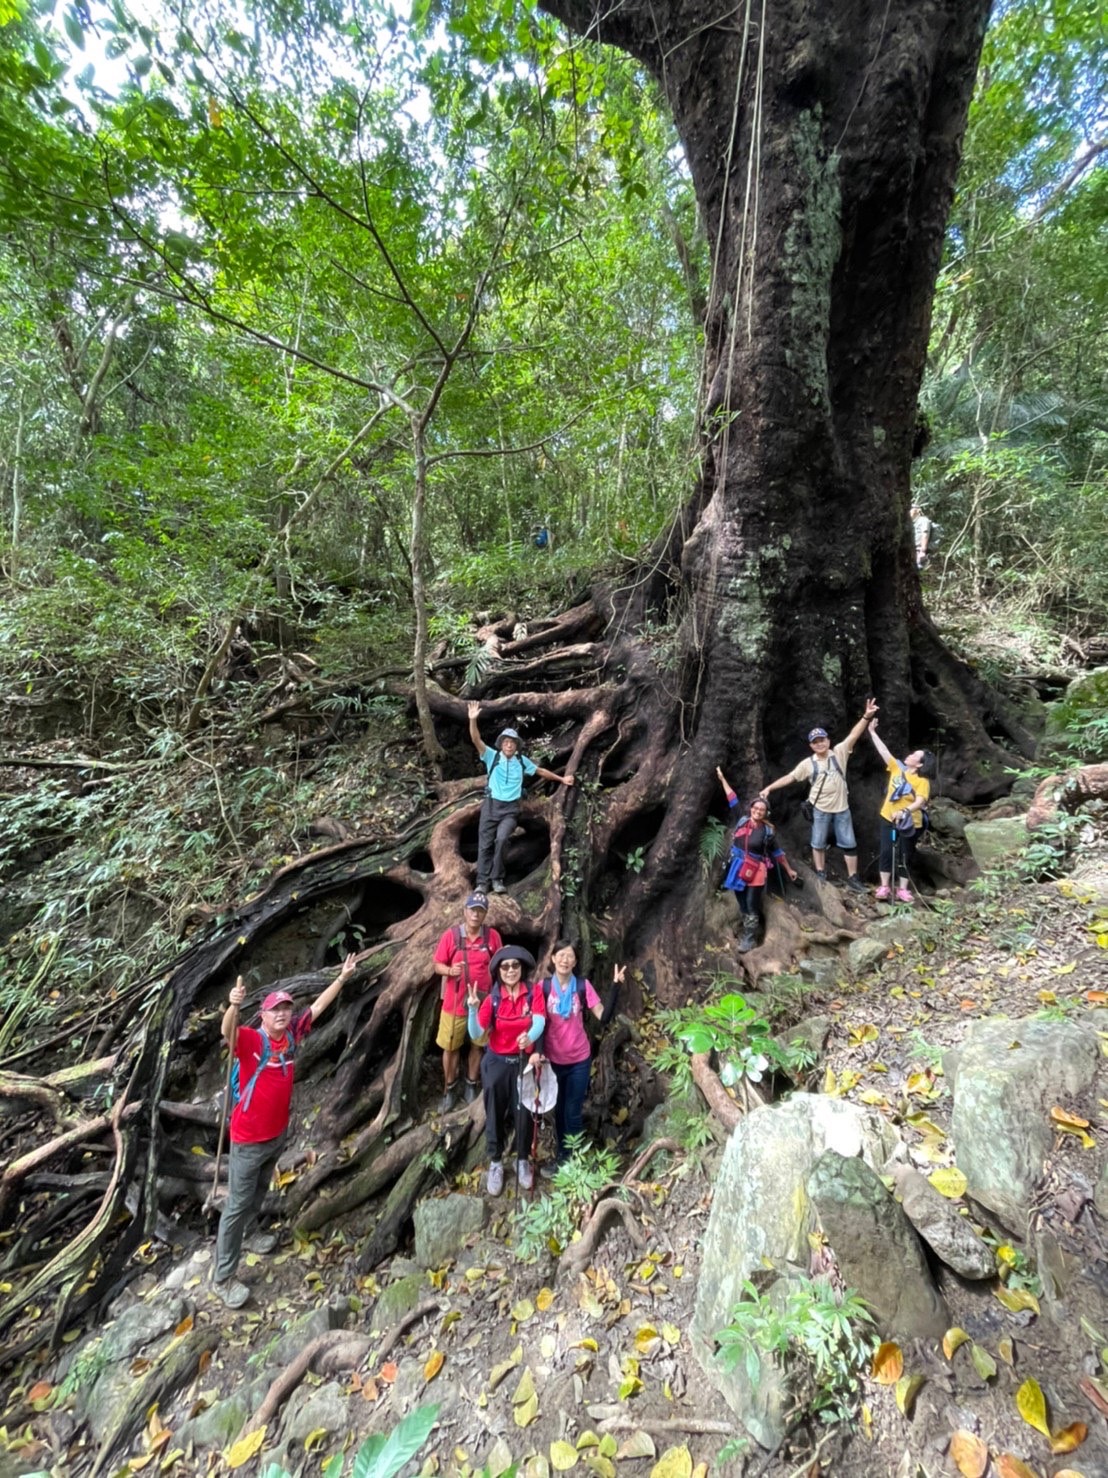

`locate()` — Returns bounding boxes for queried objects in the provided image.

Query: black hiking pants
[481,1047,532,1162]
[476,797,518,887]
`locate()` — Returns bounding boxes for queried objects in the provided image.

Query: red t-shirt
[434,925,502,1016]
[476,982,545,1056]
[230,1010,313,1145]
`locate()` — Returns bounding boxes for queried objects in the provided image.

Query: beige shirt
[789,740,853,813]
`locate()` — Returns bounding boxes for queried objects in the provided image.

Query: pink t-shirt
[542,977,601,1065]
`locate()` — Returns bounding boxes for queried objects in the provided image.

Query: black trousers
[481,1048,532,1160]
[476,798,518,886]
[736,884,765,919]
[878,824,918,877]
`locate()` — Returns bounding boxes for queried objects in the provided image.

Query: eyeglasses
[499,961,523,972]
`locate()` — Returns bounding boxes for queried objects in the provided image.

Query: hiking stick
[529,1058,542,1202]
[205,998,239,1215]
[515,1047,528,1204]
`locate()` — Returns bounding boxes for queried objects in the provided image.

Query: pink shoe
[875,885,891,901]
[895,887,913,903]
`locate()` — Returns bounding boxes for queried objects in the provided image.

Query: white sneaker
[517,1158,534,1191]
[486,1161,504,1195]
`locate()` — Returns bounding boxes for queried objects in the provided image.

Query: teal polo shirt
[483,746,537,802]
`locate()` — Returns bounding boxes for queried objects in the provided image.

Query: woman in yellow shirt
[865,720,934,902]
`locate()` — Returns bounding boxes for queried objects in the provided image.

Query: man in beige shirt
[759,699,879,891]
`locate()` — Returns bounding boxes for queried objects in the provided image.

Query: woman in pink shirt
[537,941,625,1170]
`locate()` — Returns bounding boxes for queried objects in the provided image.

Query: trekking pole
[205,995,239,1216]
[529,1058,542,1202]
[515,1047,528,1203]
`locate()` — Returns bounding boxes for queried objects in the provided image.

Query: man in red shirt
[212,953,357,1307]
[432,891,501,1111]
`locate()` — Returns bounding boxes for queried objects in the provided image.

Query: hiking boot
[463,1078,480,1104]
[212,1278,250,1309]
[491,880,507,894]
[814,869,827,882]
[540,1161,560,1180]
[243,1230,278,1255]
[737,916,759,954]
[486,1161,504,1195]
[846,876,867,894]
[517,1158,534,1191]
[895,886,913,903]
[875,885,891,901]
[440,1082,459,1113]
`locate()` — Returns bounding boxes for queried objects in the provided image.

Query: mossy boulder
[1044,666,1108,760]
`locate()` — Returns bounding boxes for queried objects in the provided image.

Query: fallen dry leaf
[872,1342,903,1385]
[943,1327,971,1360]
[994,1457,1038,1478]
[1080,1374,1108,1418]
[379,1362,398,1384]
[223,1427,266,1470]
[1050,1422,1087,1455]
[550,1440,579,1471]
[895,1374,924,1416]
[970,1344,997,1381]
[1016,1377,1051,1438]
[423,1350,444,1382]
[950,1430,988,1478]
[650,1446,693,1478]
[929,1167,968,1199]
[995,1286,1040,1316]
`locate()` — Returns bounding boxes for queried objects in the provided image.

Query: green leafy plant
[653,988,805,1091]
[715,1279,876,1427]
[514,1141,620,1262]
[625,845,646,874]
[699,817,728,878]
[260,1402,439,1478]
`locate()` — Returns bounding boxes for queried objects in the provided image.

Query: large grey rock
[808,1152,948,1339]
[928,800,967,841]
[370,1273,428,1335]
[1044,666,1108,760]
[798,955,843,993]
[100,1297,189,1362]
[284,1379,349,1443]
[889,1164,995,1280]
[964,817,1028,871]
[177,1394,250,1451]
[866,915,927,950]
[249,1300,352,1372]
[847,937,889,977]
[945,1018,1099,1230]
[691,1094,897,1449]
[772,1016,832,1070]
[413,1193,487,1269]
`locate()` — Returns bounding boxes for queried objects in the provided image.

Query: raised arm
[309,953,357,1022]
[534,764,574,787]
[467,700,489,758]
[866,716,893,766]
[759,770,796,798]
[716,766,738,804]
[841,697,879,755]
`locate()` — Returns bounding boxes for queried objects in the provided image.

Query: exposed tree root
[0,1101,143,1221]
[1027,762,1108,829]
[252,1330,355,1428]
[561,1199,646,1278]
[596,1417,737,1436]
[372,1296,444,1361]
[689,1055,742,1132]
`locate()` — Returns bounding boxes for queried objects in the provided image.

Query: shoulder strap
[236,1029,274,1112]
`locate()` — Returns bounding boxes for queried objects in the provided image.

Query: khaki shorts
[436,1009,488,1052]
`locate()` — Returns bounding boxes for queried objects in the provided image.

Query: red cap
[261,990,294,1011]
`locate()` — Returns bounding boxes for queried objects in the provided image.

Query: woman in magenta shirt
[538,941,625,1170]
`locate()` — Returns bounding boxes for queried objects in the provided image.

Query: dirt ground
[7,842,1108,1478]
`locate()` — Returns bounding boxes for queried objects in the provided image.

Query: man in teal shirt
[467,701,573,893]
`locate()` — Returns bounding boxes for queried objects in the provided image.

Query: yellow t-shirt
[879,757,930,828]
[789,741,852,813]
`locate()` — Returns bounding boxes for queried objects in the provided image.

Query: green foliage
[652,986,807,1092]
[513,1140,620,1263]
[715,1278,877,1427]
[259,1402,440,1478]
[698,817,728,878]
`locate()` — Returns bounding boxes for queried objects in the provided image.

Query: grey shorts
[810,807,856,852]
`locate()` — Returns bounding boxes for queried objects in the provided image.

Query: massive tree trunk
[528,0,1030,963]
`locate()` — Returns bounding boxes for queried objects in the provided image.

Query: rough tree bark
[524,0,1032,979]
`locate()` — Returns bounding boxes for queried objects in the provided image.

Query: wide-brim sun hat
[496,728,521,746]
[489,944,536,978]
